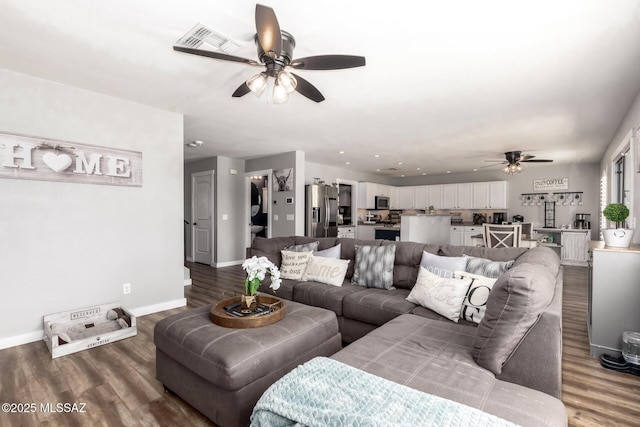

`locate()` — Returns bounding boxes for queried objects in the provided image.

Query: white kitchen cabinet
[356,224,376,240]
[450,226,464,245]
[427,185,443,209]
[463,226,482,246]
[414,186,428,209]
[472,182,490,208]
[472,181,508,209]
[588,242,640,358]
[398,186,416,209]
[442,183,472,209]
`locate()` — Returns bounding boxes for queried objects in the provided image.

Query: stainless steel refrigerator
[306,184,339,237]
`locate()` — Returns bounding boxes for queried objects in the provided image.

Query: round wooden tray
[210,295,286,329]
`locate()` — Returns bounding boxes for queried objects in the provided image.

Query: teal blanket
[251,357,519,427]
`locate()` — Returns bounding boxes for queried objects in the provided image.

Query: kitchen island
[400,214,451,244]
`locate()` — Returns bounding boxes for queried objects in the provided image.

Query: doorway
[191,170,214,265]
[247,170,272,246]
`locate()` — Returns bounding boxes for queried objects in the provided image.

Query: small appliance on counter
[473,213,487,225]
[574,213,591,229]
[512,215,524,223]
[450,212,463,224]
[493,212,506,224]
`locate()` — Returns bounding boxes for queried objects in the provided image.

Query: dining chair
[483,223,523,248]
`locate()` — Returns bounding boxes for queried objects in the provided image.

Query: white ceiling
[2,0,640,177]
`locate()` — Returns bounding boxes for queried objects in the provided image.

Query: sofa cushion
[331,314,567,427]
[420,251,467,279]
[337,238,383,279]
[285,241,319,252]
[314,243,341,259]
[294,236,338,250]
[293,281,368,316]
[472,263,556,374]
[439,245,527,261]
[280,250,312,280]
[406,267,472,322]
[411,305,477,327]
[513,246,561,277]
[464,255,514,279]
[352,245,396,289]
[383,241,439,290]
[249,236,297,265]
[301,254,350,286]
[454,271,497,324]
[342,288,415,326]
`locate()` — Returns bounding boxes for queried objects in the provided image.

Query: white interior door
[192,171,214,265]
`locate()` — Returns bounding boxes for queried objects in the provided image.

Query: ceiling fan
[483,151,553,174]
[173,4,366,103]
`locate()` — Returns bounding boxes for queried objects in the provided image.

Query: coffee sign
[0,132,142,186]
[533,178,568,191]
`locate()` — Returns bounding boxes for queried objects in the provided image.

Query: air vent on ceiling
[175,23,242,54]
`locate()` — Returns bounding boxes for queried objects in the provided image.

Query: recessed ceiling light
[416,167,421,170]
[422,173,426,175]
[400,174,405,177]
[473,168,478,172]
[376,168,381,172]
[398,162,403,165]
[338,151,345,154]
[186,140,203,148]
[374,154,380,158]
[446,170,451,174]
[345,161,350,165]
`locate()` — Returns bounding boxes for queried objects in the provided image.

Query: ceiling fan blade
[231,82,251,98]
[255,4,282,59]
[519,154,535,161]
[291,55,366,70]
[522,159,553,163]
[173,46,258,66]
[291,73,325,102]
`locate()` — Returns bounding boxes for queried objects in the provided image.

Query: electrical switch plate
[123,283,131,294]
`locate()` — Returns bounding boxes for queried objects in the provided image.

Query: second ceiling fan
[173,4,366,103]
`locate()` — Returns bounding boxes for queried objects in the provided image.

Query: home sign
[0,131,142,186]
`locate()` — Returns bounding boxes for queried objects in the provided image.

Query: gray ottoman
[154,301,341,427]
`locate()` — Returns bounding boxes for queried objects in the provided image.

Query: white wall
[246,151,305,237]
[0,69,185,348]
[600,87,640,243]
[183,156,247,265]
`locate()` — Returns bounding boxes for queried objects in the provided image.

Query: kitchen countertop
[533,227,591,233]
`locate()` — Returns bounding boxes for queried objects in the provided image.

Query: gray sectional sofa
[249,236,567,427]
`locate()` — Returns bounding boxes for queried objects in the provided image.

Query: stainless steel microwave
[375,196,390,210]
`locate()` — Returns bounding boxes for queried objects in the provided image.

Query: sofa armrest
[496,267,563,399]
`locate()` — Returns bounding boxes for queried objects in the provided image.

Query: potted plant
[602,203,634,248]
[241,256,281,311]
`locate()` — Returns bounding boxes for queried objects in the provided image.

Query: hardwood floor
[1,262,638,426]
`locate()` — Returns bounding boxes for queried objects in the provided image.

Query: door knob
[193,222,197,226]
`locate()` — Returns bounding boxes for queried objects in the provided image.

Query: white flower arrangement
[242,256,282,295]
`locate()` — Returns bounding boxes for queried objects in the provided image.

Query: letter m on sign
[74,153,103,175]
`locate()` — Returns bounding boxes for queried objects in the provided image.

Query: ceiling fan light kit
[480,151,553,175]
[174,4,365,104]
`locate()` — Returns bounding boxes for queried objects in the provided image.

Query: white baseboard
[128,298,187,317]
[0,330,45,351]
[214,260,244,268]
[0,298,187,351]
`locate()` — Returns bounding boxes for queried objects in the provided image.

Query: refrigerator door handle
[325,195,330,230]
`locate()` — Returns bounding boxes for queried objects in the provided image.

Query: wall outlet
[123,283,131,295]
[274,214,279,221]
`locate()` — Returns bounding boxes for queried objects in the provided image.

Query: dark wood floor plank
[1,261,639,427]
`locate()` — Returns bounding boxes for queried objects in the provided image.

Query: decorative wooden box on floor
[43,302,137,358]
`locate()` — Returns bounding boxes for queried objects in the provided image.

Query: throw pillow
[420,251,467,279]
[406,267,472,322]
[280,250,312,280]
[285,241,320,252]
[351,245,396,289]
[314,243,341,259]
[302,254,350,286]
[454,271,497,324]
[472,263,556,375]
[464,255,514,279]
